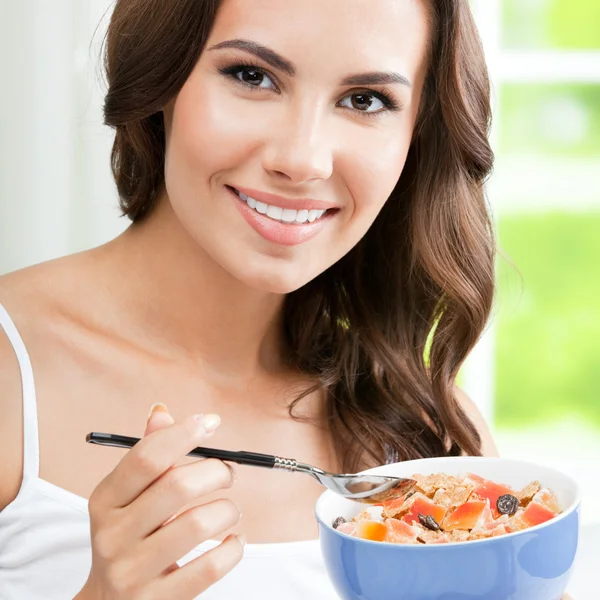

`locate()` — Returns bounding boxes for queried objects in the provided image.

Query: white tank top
[0,303,339,599]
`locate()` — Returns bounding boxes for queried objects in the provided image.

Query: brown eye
[239,69,265,86]
[340,92,386,114]
[232,67,276,90]
[352,94,374,111]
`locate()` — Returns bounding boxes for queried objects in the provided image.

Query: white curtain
[0,0,125,276]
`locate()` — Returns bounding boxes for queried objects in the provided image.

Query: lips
[229,186,329,225]
[226,185,337,246]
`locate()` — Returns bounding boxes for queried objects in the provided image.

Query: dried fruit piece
[465,472,486,485]
[402,495,447,527]
[418,513,441,531]
[385,518,420,544]
[337,522,356,536]
[521,502,557,527]
[332,516,347,529]
[532,488,562,514]
[473,480,516,508]
[356,520,388,542]
[442,500,488,531]
[382,491,416,519]
[497,494,519,516]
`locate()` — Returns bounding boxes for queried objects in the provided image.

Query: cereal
[334,471,562,545]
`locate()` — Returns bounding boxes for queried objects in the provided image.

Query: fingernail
[147,403,169,421]
[236,534,247,547]
[195,413,221,433]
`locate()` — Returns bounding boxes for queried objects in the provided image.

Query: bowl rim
[315,456,582,549]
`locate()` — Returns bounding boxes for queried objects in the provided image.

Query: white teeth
[235,189,329,224]
[308,210,324,222]
[295,209,309,223]
[281,209,297,223]
[255,201,268,214]
[266,205,283,220]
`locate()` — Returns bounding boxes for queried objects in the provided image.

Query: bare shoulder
[0,254,95,509]
[454,385,500,458]
[0,290,26,510]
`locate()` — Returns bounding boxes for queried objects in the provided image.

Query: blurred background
[0,0,598,589]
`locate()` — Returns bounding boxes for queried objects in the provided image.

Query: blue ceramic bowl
[315,457,581,600]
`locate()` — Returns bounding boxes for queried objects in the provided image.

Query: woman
[0,0,573,598]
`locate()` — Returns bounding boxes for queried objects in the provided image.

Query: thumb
[144,403,175,436]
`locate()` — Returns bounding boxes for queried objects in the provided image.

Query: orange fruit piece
[356,520,388,542]
[466,472,486,485]
[385,518,419,544]
[532,488,562,514]
[472,480,515,507]
[401,496,447,526]
[522,502,557,527]
[443,500,488,531]
[382,494,410,518]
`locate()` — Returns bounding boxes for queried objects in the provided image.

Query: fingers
[154,533,245,598]
[123,457,236,538]
[91,413,221,510]
[133,498,242,579]
[144,403,175,436]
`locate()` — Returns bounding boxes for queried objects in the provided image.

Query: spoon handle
[86,432,279,469]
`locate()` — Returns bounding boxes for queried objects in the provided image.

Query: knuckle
[132,446,160,478]
[206,459,235,488]
[202,553,226,582]
[231,537,245,562]
[105,562,130,590]
[165,468,194,498]
[93,529,117,562]
[220,498,242,524]
[188,508,210,540]
[106,557,142,596]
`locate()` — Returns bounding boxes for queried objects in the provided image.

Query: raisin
[418,513,440,531]
[332,516,347,529]
[497,494,519,516]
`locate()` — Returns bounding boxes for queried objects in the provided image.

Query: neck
[96,198,289,383]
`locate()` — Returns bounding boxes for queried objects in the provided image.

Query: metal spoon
[86,432,416,504]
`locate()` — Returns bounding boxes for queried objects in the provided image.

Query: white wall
[0,0,125,276]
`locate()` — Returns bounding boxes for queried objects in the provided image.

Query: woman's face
[163,0,431,293]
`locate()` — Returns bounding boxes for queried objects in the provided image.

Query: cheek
[341,129,411,220]
[166,76,264,186]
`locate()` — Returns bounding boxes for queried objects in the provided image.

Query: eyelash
[217,61,403,118]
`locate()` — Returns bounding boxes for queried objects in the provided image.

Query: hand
[75,405,244,599]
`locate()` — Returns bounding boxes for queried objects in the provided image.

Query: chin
[238,267,314,295]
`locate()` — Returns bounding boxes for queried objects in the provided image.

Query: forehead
[208,0,431,81]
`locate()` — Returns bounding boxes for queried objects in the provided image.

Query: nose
[262,104,334,185]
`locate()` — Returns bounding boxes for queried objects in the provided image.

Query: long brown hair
[104,0,495,472]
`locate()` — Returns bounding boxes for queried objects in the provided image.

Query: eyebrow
[209,39,296,76]
[208,38,412,89]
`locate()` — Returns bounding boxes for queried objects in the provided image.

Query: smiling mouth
[227,186,335,225]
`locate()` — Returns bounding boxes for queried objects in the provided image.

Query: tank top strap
[0,302,40,484]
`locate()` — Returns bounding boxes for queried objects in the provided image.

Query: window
[466,1,600,534]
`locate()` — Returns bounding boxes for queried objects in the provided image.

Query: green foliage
[495,212,600,428]
[500,84,600,156]
[503,0,600,50]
